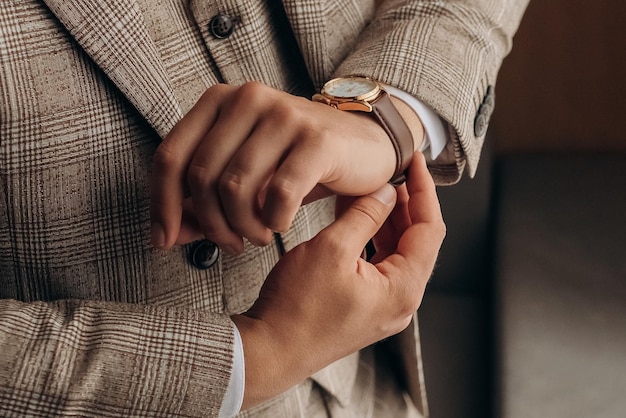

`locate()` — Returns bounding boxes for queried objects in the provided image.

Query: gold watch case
[312,76,383,112]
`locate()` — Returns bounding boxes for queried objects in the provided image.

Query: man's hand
[232,153,445,408]
[150,82,414,254]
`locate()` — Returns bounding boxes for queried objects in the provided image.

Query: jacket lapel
[42,0,182,138]
[281,0,329,89]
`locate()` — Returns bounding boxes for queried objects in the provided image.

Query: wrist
[231,314,316,409]
[231,309,339,410]
[230,314,279,409]
[313,76,416,185]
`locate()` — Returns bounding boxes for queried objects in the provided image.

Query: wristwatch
[312,76,414,185]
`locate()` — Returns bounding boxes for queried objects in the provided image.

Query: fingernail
[151,222,166,248]
[371,184,396,205]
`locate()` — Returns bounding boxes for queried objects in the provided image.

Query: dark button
[474,85,495,137]
[190,240,220,269]
[209,14,236,39]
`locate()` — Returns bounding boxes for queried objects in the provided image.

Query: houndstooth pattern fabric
[0,0,528,416]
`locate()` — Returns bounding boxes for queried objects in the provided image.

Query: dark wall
[491,0,626,155]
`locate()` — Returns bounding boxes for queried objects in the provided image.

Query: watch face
[322,77,380,100]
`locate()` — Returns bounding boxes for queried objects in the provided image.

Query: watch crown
[312,93,331,106]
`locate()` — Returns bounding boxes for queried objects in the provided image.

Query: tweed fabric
[0,0,527,416]
[332,0,530,182]
[0,1,235,415]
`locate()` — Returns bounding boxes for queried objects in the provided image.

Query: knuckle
[439,220,447,238]
[152,141,180,171]
[218,171,246,199]
[433,219,447,242]
[201,83,227,101]
[266,177,300,208]
[237,81,270,106]
[187,163,214,190]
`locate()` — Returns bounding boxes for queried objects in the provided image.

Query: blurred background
[418,1,626,417]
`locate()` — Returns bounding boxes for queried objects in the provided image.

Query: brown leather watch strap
[371,91,415,185]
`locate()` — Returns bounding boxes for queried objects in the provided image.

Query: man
[0,0,528,416]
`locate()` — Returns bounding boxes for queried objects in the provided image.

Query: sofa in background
[419,152,626,418]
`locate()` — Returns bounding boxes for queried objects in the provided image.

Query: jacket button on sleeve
[474,85,496,137]
[209,14,237,39]
[190,240,220,269]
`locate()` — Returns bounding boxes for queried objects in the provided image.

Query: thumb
[322,184,397,256]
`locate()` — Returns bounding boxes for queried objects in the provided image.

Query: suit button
[209,14,236,39]
[474,112,489,137]
[474,85,495,137]
[190,240,220,269]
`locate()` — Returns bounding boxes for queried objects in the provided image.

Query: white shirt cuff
[383,84,450,161]
[219,323,245,418]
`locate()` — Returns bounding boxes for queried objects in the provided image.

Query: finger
[218,117,296,244]
[371,184,411,261]
[405,152,444,225]
[383,152,445,274]
[376,158,445,318]
[261,138,335,232]
[319,184,397,257]
[334,195,357,219]
[174,198,205,245]
[187,88,269,252]
[150,85,234,249]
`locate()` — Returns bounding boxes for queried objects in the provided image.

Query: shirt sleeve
[219,323,245,418]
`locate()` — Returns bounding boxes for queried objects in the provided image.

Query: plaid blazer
[0,0,528,416]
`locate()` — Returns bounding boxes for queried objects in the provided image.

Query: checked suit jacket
[0,0,528,416]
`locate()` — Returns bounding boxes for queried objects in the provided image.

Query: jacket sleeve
[0,298,234,417]
[333,0,530,184]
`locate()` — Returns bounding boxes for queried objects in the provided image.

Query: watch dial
[324,77,378,99]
